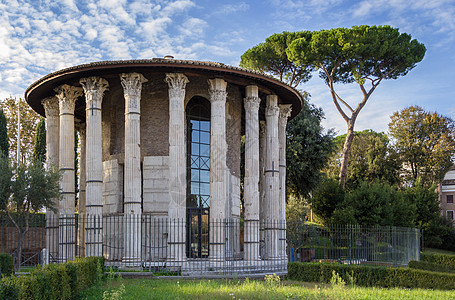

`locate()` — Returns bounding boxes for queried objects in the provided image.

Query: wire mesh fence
[287,222,420,266]
[0,213,420,274]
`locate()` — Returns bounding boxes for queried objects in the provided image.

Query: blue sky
[1,0,454,135]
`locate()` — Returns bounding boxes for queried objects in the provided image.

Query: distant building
[439,166,455,226]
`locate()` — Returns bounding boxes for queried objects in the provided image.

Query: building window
[186,96,211,258]
[447,195,454,204]
[448,210,454,221]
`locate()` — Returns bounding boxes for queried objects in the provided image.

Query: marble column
[259,120,266,258]
[42,96,60,260]
[76,124,86,257]
[264,95,280,260]
[55,84,83,262]
[120,72,147,266]
[278,104,292,260]
[80,76,109,257]
[243,85,261,261]
[165,73,189,264]
[208,78,227,262]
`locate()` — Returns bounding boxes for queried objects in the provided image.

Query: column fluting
[208,78,227,262]
[120,72,147,267]
[243,85,261,261]
[80,76,109,257]
[42,96,60,259]
[264,95,280,260]
[55,84,83,262]
[165,73,189,264]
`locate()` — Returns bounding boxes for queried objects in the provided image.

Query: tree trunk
[16,231,23,272]
[339,121,356,188]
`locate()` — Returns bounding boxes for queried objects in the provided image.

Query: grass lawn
[79,277,455,300]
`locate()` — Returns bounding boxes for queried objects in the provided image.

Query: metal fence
[287,222,421,266]
[0,214,420,274]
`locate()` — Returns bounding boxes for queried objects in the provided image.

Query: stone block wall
[102,159,123,214]
[143,156,170,215]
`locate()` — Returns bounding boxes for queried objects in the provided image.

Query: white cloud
[162,0,195,16]
[179,17,207,37]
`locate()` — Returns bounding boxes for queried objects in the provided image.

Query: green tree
[32,117,46,165]
[310,178,345,224]
[402,179,448,248]
[240,33,334,199]
[0,157,60,270]
[240,31,313,87]
[287,25,426,188]
[388,106,455,185]
[286,97,335,199]
[0,109,8,157]
[325,130,400,190]
[1,97,40,164]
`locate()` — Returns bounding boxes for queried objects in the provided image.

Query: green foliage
[0,155,12,212]
[343,181,394,226]
[0,253,14,276]
[310,178,345,223]
[286,196,308,224]
[401,179,449,247]
[240,31,313,87]
[421,253,455,268]
[0,276,18,300]
[0,109,8,158]
[388,105,455,185]
[1,97,40,163]
[0,159,60,270]
[286,25,425,187]
[286,99,335,199]
[326,130,400,189]
[32,117,46,165]
[288,262,455,290]
[0,256,105,300]
[408,260,455,274]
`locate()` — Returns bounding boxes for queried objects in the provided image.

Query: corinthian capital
[165,73,189,90]
[41,96,59,118]
[80,77,109,102]
[120,73,148,97]
[208,78,227,103]
[54,84,83,114]
[279,104,292,121]
[244,96,261,111]
[165,73,189,100]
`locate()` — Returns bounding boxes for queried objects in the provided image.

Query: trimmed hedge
[0,256,104,300]
[409,260,455,274]
[0,253,14,276]
[288,262,455,290]
[421,253,455,268]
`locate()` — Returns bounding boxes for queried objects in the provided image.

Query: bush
[421,253,455,268]
[408,260,455,274]
[288,262,455,290]
[0,253,14,276]
[0,256,104,300]
[0,276,18,300]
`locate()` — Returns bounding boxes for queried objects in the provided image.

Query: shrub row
[0,253,14,276]
[288,262,455,290]
[421,253,455,268]
[0,256,104,300]
[409,260,455,274]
